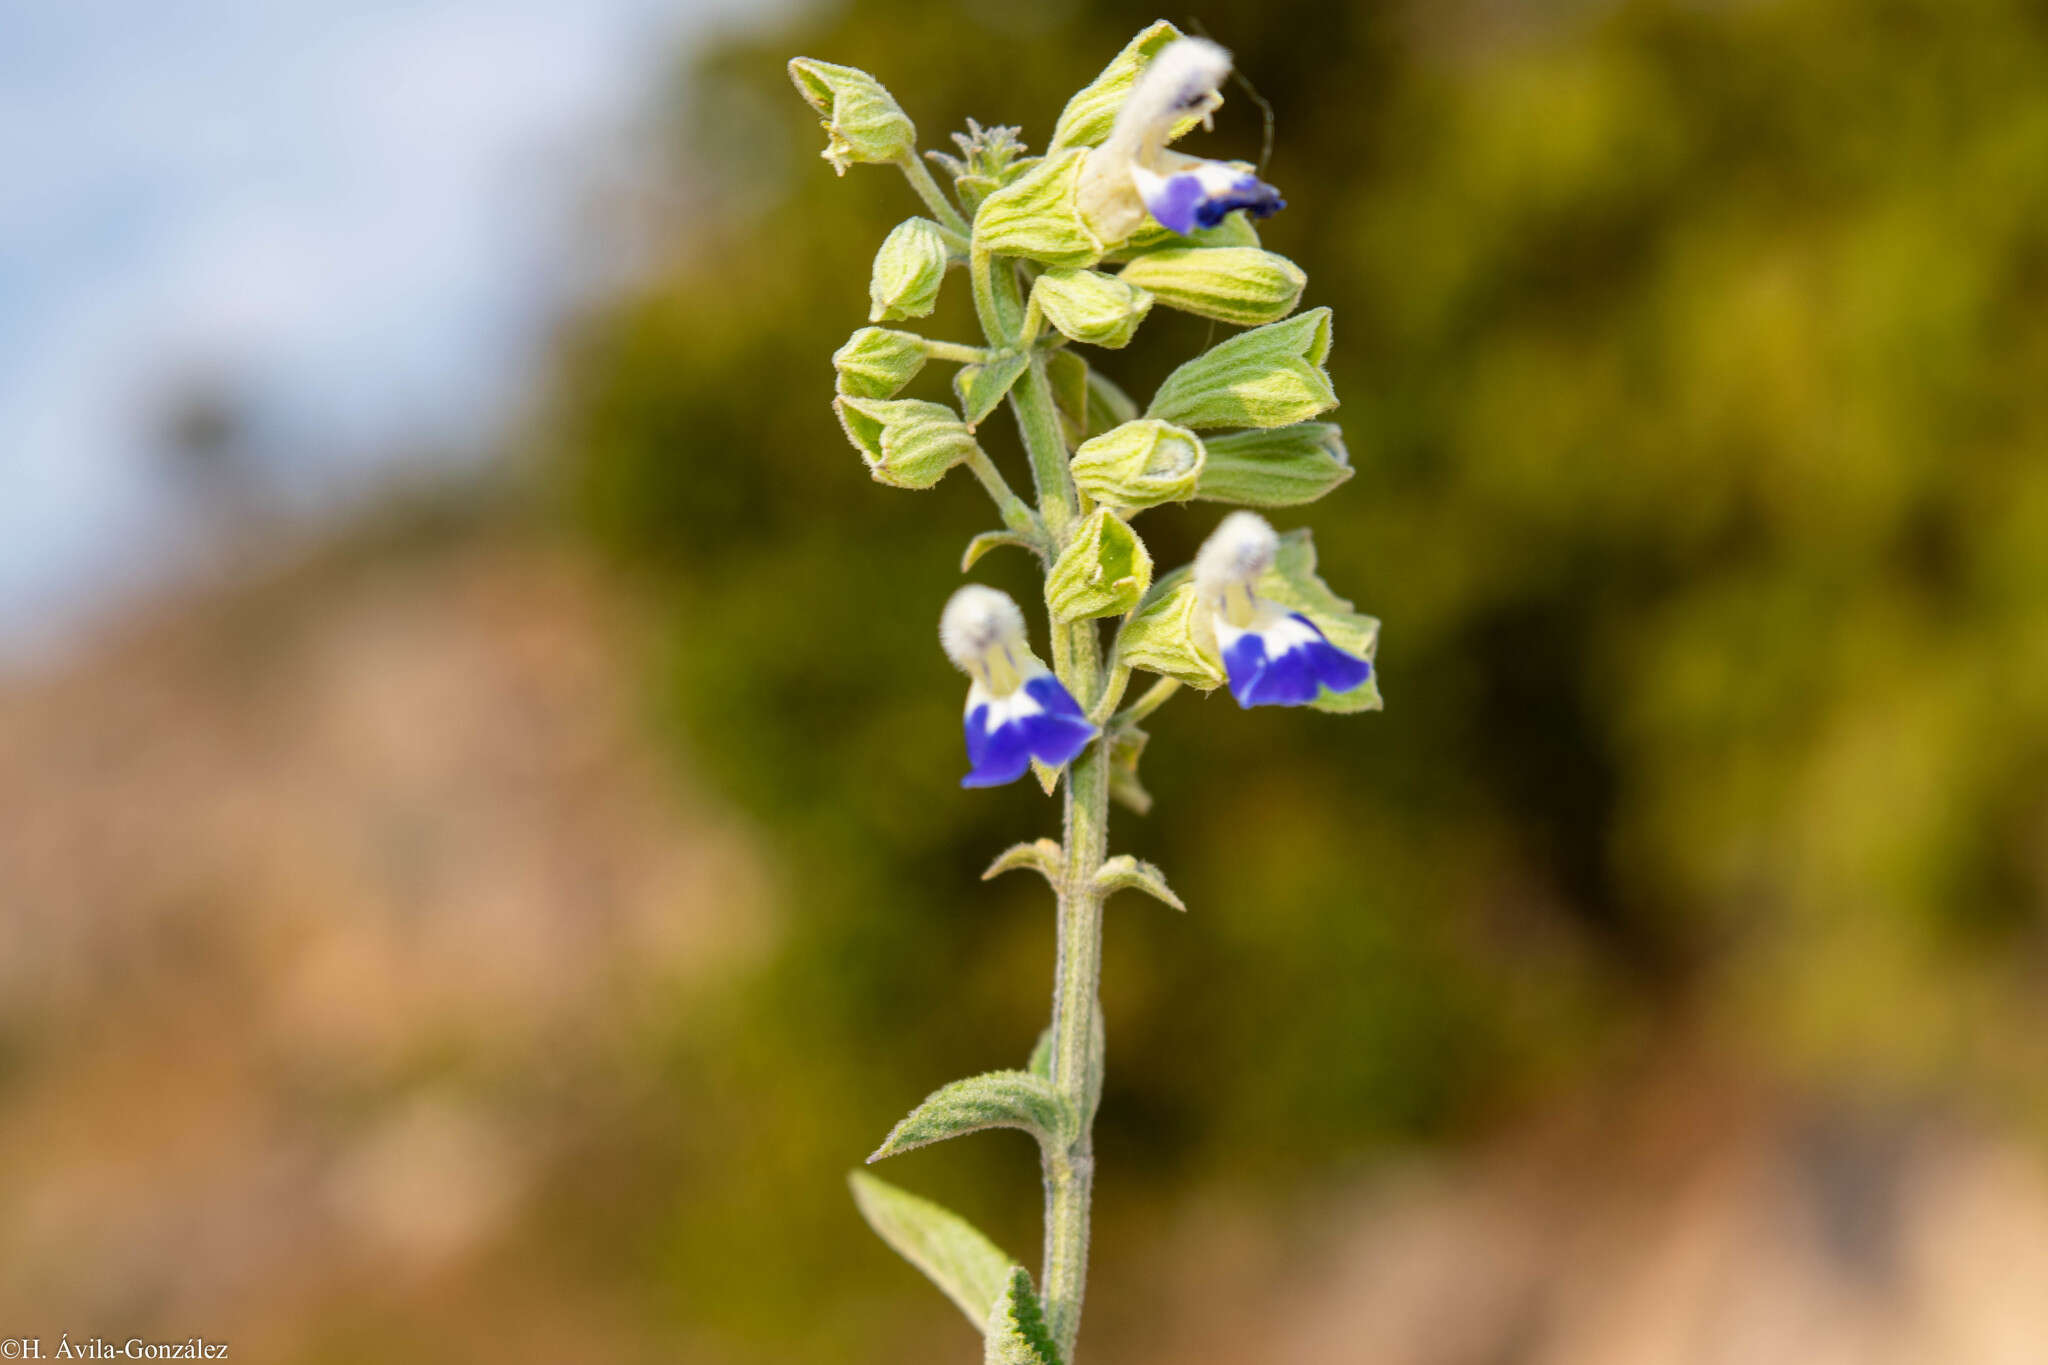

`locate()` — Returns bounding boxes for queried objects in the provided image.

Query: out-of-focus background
[5,0,2048,1359]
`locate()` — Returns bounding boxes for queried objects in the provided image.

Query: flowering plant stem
[800,29,1381,1363]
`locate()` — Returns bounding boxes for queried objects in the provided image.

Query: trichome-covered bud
[1070,419,1205,511]
[1074,38,1285,244]
[870,218,952,322]
[833,396,979,489]
[1045,507,1153,621]
[1031,268,1153,349]
[833,326,928,398]
[940,585,1098,788]
[1192,512,1371,708]
[1117,247,1306,326]
[1194,422,1352,507]
[1147,307,1336,429]
[928,119,1033,213]
[787,58,917,174]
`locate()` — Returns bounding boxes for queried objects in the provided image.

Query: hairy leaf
[848,1171,1017,1329]
[870,1070,1076,1160]
[1094,853,1186,911]
[984,1267,1063,1365]
[982,838,1064,887]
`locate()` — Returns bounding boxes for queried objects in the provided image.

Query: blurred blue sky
[0,0,772,659]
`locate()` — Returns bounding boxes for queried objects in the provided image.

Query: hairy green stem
[965,447,1041,543]
[897,152,969,237]
[1004,347,1116,1359]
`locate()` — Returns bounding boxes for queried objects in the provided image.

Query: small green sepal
[1045,508,1152,621]
[1094,854,1186,912]
[788,59,917,173]
[1146,308,1337,430]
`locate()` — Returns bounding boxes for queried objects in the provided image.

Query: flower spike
[1077,38,1286,241]
[1193,512,1372,708]
[941,586,1099,788]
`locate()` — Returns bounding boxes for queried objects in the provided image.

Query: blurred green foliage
[543,0,2048,1353]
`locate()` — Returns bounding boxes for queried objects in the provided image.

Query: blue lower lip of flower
[1223,614,1372,708]
[1146,171,1287,235]
[963,674,1100,787]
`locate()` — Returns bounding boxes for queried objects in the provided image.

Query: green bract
[787,58,917,173]
[1069,419,1204,511]
[1194,422,1353,506]
[1045,508,1152,620]
[870,218,952,321]
[833,326,928,398]
[1146,307,1337,429]
[1031,268,1153,348]
[972,149,1101,268]
[1118,247,1307,326]
[833,396,978,489]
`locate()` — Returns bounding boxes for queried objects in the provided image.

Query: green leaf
[984,1267,1063,1365]
[956,349,1030,428]
[962,529,1040,571]
[1045,508,1152,621]
[982,838,1064,887]
[1194,423,1354,508]
[1145,308,1337,430]
[1047,350,1138,447]
[1262,528,1383,713]
[848,1171,1017,1330]
[870,1070,1076,1160]
[1094,853,1185,911]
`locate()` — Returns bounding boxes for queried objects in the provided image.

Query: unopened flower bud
[870,218,952,322]
[787,58,916,174]
[1031,269,1153,349]
[833,327,928,398]
[1117,247,1306,326]
[833,396,979,489]
[1070,419,1204,511]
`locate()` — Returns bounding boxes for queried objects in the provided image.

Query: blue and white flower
[1193,512,1372,708]
[1077,37,1286,242]
[941,585,1100,788]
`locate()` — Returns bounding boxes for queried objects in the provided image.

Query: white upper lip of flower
[1194,511,1279,597]
[1102,37,1232,171]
